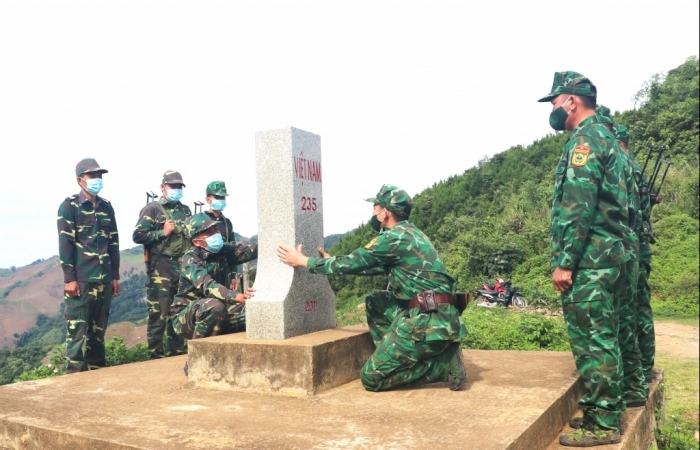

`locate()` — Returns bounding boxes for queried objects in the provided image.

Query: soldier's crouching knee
[359,365,382,392]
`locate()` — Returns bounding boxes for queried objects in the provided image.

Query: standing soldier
[615,124,656,381]
[57,158,120,374]
[203,181,237,290]
[133,171,191,359]
[277,185,468,392]
[595,106,649,408]
[541,72,631,447]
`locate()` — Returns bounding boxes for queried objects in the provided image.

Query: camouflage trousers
[618,259,649,403]
[562,267,623,431]
[172,299,245,340]
[64,282,112,374]
[360,290,454,392]
[147,257,186,358]
[637,260,655,379]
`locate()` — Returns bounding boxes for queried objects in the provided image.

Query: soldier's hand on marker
[277,244,309,268]
[235,287,255,303]
[163,219,176,236]
[65,281,80,297]
[552,267,573,292]
[317,247,330,258]
[112,280,120,297]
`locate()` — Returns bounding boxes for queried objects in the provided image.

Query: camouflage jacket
[307,221,467,341]
[550,115,633,269]
[57,192,120,283]
[620,148,641,261]
[171,244,258,315]
[132,198,192,257]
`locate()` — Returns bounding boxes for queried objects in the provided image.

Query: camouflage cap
[613,123,629,144]
[365,184,413,218]
[75,158,108,177]
[184,213,218,239]
[162,170,186,187]
[206,181,228,197]
[596,105,613,124]
[538,71,597,102]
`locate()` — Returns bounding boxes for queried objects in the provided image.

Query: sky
[0,0,698,268]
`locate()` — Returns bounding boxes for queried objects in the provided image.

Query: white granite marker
[246,127,336,340]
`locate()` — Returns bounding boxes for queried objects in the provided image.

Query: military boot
[448,342,467,391]
[568,410,591,429]
[559,416,621,447]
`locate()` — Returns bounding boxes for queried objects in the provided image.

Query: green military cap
[206,181,228,197]
[162,170,186,187]
[365,184,413,217]
[75,158,108,177]
[613,123,629,144]
[538,71,597,102]
[185,213,218,239]
[596,105,613,124]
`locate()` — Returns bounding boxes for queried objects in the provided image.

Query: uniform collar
[77,190,99,206]
[205,210,224,221]
[161,197,179,207]
[571,114,601,135]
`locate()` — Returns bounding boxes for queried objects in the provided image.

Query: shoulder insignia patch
[364,237,379,249]
[571,145,591,167]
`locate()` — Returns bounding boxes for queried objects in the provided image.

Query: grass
[655,350,699,449]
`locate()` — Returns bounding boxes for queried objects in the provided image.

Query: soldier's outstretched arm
[181,254,240,306]
[223,243,258,266]
[555,136,605,269]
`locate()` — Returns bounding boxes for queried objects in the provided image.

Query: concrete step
[546,370,665,450]
[0,346,658,450]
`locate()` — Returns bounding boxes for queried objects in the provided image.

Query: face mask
[204,234,224,253]
[369,209,386,232]
[166,188,183,202]
[83,178,103,196]
[549,96,572,131]
[211,199,227,211]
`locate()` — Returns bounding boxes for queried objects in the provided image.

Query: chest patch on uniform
[364,237,379,249]
[571,145,591,167]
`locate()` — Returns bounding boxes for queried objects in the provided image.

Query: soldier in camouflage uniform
[541,73,632,446]
[277,185,468,392]
[595,106,649,407]
[171,213,257,345]
[615,124,656,381]
[57,158,120,374]
[132,171,191,359]
[203,181,239,291]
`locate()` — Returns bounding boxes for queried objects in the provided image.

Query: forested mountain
[328,57,699,317]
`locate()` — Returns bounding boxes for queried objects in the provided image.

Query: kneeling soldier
[278,185,468,392]
[171,213,257,348]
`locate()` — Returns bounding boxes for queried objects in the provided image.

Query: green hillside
[329,57,699,319]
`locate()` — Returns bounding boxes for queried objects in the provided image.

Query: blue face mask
[204,234,224,253]
[166,188,183,202]
[211,199,227,212]
[83,178,103,196]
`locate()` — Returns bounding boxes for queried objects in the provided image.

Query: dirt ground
[654,321,699,359]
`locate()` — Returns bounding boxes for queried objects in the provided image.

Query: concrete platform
[187,326,375,395]
[546,369,666,450]
[0,349,587,450]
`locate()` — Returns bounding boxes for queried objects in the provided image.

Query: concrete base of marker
[187,326,375,396]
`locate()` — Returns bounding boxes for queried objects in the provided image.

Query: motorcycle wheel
[512,296,528,308]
